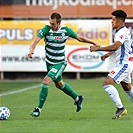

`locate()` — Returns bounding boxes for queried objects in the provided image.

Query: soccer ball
[0,107,10,120]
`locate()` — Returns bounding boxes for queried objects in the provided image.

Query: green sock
[38,83,49,109]
[59,82,78,100]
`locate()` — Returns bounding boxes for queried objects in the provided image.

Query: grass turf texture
[0,79,133,133]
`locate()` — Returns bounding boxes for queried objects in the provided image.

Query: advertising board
[0,0,133,18]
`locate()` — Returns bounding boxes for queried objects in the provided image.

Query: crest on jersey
[119,35,123,39]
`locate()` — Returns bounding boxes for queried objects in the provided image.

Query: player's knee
[103,77,115,86]
[103,80,109,86]
[123,85,132,91]
[55,81,64,89]
[43,76,52,85]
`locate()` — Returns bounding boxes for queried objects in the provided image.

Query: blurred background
[0,0,133,80]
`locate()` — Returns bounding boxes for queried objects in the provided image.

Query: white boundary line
[0,84,41,97]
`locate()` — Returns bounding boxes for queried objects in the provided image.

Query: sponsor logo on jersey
[54,36,63,40]
[111,71,115,74]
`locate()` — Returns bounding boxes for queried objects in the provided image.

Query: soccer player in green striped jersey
[28,12,99,117]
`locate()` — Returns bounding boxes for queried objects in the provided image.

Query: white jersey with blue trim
[114,26,132,66]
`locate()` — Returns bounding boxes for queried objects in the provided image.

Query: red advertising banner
[0,0,133,18]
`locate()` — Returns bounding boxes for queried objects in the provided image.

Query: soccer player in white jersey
[28,12,99,117]
[90,10,133,119]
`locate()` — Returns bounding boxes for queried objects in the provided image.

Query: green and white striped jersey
[37,25,77,64]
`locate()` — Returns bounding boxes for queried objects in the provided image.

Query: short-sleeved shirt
[114,26,132,66]
[108,26,133,84]
[37,25,77,64]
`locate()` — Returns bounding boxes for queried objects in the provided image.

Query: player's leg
[103,65,129,119]
[121,80,133,103]
[31,62,53,117]
[55,80,84,112]
[51,62,84,112]
[38,76,52,108]
[55,79,78,100]
[31,76,52,117]
[103,76,123,108]
[47,61,78,101]
[103,76,127,119]
[120,65,133,102]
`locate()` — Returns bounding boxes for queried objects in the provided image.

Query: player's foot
[30,107,41,117]
[74,95,84,112]
[112,107,127,119]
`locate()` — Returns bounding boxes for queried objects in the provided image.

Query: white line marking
[0,84,41,97]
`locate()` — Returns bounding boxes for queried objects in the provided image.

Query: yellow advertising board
[0,20,111,45]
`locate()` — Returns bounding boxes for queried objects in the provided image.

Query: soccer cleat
[30,107,41,117]
[112,107,127,119]
[74,95,84,112]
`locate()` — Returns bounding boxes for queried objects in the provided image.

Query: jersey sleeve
[66,27,77,38]
[115,30,125,44]
[37,25,50,39]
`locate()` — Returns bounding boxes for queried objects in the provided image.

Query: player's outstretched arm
[90,41,122,52]
[28,36,41,58]
[75,34,100,46]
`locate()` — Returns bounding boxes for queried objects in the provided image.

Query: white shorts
[108,64,133,84]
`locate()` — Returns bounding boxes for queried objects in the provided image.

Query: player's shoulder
[59,26,70,32]
[41,25,51,32]
[61,25,69,29]
[61,26,73,31]
[116,27,126,35]
[123,26,130,33]
[44,25,51,30]
[120,26,129,33]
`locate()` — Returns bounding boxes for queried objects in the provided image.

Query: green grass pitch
[0,79,133,133]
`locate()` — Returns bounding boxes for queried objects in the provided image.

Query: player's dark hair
[50,12,61,23]
[111,10,127,22]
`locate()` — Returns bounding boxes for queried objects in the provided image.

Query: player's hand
[101,55,106,61]
[101,54,109,61]
[94,43,101,47]
[90,46,99,52]
[28,51,34,58]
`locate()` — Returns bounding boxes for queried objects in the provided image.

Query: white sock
[75,96,79,102]
[103,85,123,108]
[125,87,133,103]
[37,107,42,112]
